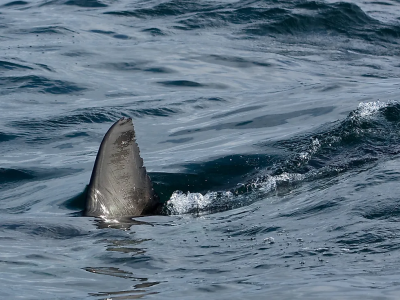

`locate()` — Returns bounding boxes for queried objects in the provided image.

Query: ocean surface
[1,0,400,298]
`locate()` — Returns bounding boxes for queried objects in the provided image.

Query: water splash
[166,172,304,215]
[166,101,400,215]
[166,191,227,215]
[352,101,390,119]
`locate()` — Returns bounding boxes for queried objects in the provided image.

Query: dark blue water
[1,0,400,298]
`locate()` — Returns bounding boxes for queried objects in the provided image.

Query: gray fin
[85,118,158,218]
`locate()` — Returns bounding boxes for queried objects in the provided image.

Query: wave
[2,1,29,7]
[0,167,79,187]
[13,25,75,35]
[104,0,214,18]
[9,106,180,141]
[270,101,400,177]
[0,61,34,71]
[64,0,107,8]
[104,0,400,45]
[0,168,34,184]
[93,61,176,74]
[170,106,334,136]
[0,221,85,239]
[0,75,86,95]
[165,101,400,215]
[0,132,18,142]
[244,2,400,42]
[37,0,107,7]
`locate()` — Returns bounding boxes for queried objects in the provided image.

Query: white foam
[166,102,398,215]
[299,137,321,162]
[353,101,389,119]
[167,191,217,215]
[166,172,304,215]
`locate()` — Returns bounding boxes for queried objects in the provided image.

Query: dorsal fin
[85,118,158,218]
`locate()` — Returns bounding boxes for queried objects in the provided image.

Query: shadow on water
[63,185,88,212]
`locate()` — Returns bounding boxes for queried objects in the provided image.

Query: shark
[84,118,159,218]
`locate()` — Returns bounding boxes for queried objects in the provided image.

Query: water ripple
[0,75,86,95]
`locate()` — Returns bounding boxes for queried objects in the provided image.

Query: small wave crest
[351,101,390,119]
[165,100,400,215]
[166,191,222,215]
[165,172,304,215]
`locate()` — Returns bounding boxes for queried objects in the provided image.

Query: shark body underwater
[84,118,160,218]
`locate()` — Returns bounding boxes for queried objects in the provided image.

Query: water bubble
[264,237,275,244]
